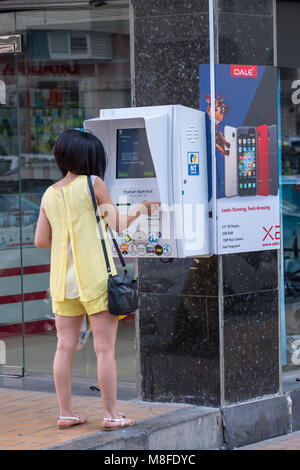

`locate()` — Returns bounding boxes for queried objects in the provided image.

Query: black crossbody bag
[88,175,139,316]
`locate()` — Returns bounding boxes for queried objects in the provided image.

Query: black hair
[54,129,107,178]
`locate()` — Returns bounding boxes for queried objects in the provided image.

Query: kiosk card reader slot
[84,105,211,258]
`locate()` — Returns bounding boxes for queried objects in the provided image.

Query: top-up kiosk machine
[84,105,211,258]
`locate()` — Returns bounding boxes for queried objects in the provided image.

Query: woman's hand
[94,176,161,232]
[136,200,161,216]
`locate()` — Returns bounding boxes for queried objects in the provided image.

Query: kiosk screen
[116,128,156,179]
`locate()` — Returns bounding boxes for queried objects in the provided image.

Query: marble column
[131,0,280,407]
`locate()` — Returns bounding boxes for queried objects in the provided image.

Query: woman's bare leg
[89,311,134,428]
[89,311,119,416]
[53,314,86,425]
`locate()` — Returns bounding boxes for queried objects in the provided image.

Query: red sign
[231,65,258,78]
[1,61,78,76]
[262,225,280,242]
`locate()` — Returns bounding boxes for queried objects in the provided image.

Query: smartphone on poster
[268,124,278,196]
[224,126,238,197]
[257,124,269,196]
[237,126,257,196]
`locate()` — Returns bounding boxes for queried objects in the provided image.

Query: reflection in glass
[280,68,300,371]
[0,54,24,372]
[0,6,134,381]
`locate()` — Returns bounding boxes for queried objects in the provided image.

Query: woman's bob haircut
[54,129,107,179]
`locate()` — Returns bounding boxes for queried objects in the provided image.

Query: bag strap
[107,225,127,269]
[87,175,127,273]
[88,175,112,275]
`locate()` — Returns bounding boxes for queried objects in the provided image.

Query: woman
[35,129,158,430]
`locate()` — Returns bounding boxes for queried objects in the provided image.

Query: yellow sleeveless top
[43,175,117,302]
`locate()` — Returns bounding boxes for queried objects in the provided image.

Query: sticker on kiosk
[187,152,199,176]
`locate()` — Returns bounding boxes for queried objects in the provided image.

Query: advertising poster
[200,64,280,254]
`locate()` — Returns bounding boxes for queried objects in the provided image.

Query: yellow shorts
[52,291,126,320]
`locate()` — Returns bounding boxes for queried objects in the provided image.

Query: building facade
[0,0,299,412]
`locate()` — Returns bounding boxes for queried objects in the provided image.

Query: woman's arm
[93,177,159,233]
[35,207,52,248]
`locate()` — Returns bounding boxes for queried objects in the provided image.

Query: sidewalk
[4,385,299,450]
[0,388,190,450]
[0,387,224,450]
[238,432,300,450]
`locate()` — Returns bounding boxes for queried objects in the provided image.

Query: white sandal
[57,412,87,429]
[102,413,135,431]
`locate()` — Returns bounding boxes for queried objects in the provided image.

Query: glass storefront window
[280,68,300,372]
[0,5,134,382]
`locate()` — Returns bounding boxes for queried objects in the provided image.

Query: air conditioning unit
[49,31,113,60]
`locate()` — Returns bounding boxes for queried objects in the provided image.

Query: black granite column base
[138,291,220,407]
[137,251,280,407]
[223,289,280,404]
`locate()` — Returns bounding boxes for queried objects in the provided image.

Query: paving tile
[239,431,300,450]
[0,388,186,450]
